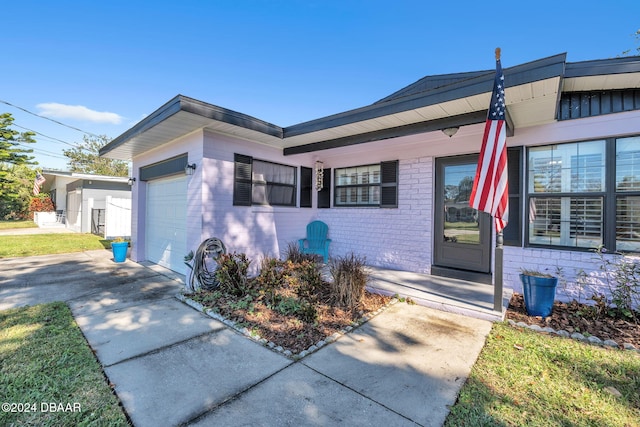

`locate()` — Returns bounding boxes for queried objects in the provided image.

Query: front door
[434,155,491,274]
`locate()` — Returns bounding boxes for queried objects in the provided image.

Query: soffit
[562,72,640,92]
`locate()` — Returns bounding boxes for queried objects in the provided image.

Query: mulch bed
[189,290,391,354]
[506,293,640,348]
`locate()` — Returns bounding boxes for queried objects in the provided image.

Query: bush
[295,260,325,302]
[255,257,287,305]
[271,295,318,323]
[596,246,640,321]
[284,242,322,264]
[329,252,368,308]
[29,194,55,216]
[215,252,252,297]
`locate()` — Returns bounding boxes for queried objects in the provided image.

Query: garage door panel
[146,176,187,275]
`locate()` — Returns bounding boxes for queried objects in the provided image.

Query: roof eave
[99,95,284,158]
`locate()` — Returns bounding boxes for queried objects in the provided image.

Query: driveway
[0,249,492,426]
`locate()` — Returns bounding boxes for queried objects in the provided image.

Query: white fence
[103,196,131,239]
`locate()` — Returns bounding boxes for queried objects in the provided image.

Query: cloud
[36,103,123,124]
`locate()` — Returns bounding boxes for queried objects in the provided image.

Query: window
[334,161,398,208]
[615,136,640,251]
[233,154,297,207]
[526,136,640,252]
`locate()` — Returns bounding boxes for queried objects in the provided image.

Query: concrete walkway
[0,249,493,426]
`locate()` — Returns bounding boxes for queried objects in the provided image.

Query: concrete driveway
[0,249,492,426]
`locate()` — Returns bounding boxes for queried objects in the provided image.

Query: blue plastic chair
[298,221,331,263]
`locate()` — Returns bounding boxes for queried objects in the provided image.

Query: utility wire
[1,99,102,138]
[16,143,67,160]
[12,123,84,149]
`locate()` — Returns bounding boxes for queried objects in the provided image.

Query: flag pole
[493,46,504,314]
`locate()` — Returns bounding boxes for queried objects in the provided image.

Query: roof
[42,169,129,183]
[100,54,640,160]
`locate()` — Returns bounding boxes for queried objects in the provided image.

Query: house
[99,53,640,305]
[39,170,132,239]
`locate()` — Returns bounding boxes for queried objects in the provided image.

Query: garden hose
[187,237,227,291]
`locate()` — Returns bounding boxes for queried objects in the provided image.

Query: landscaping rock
[571,332,587,342]
[556,330,570,338]
[623,343,637,351]
[587,336,603,346]
[603,339,619,348]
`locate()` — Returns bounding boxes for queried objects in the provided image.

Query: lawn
[0,234,108,258]
[0,302,130,426]
[445,322,640,426]
[0,220,37,230]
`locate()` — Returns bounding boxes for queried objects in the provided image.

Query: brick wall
[317,157,433,273]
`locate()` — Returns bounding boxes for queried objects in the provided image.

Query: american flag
[33,172,46,195]
[469,53,509,233]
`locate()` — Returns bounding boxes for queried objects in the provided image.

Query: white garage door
[146,175,187,274]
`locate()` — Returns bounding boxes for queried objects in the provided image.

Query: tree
[63,135,129,177]
[0,113,38,219]
[621,29,640,56]
[0,112,37,167]
[0,164,35,219]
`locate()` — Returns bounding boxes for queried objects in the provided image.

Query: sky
[4,0,639,171]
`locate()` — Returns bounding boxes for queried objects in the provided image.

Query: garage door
[146,175,187,274]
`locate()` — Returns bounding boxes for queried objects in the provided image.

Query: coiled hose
[185,237,226,291]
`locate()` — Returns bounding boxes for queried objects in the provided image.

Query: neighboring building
[40,170,132,239]
[99,53,640,305]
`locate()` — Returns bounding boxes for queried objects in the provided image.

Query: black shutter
[233,154,253,206]
[300,167,312,208]
[380,161,398,208]
[318,168,331,208]
[503,147,522,246]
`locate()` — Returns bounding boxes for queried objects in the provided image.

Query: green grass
[446,323,640,426]
[0,220,37,230]
[0,234,109,258]
[0,303,129,426]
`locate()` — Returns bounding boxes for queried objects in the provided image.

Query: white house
[99,53,640,306]
[40,170,132,239]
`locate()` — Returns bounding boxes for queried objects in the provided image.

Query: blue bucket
[111,242,129,263]
[520,274,558,317]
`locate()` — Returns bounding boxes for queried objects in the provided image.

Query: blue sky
[4,1,639,170]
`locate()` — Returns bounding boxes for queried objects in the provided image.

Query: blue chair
[298,221,331,263]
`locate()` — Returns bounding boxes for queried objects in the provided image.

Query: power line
[16,143,67,160]
[12,123,83,149]
[0,98,102,138]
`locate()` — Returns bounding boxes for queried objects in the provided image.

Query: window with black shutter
[334,161,398,208]
[233,154,297,207]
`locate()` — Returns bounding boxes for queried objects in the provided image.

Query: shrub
[284,242,322,264]
[329,252,368,308]
[271,295,318,323]
[215,252,252,296]
[295,260,325,302]
[596,246,640,321]
[255,256,286,305]
[28,194,55,217]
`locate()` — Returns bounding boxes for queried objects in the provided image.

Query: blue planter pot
[519,274,558,317]
[111,241,129,263]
